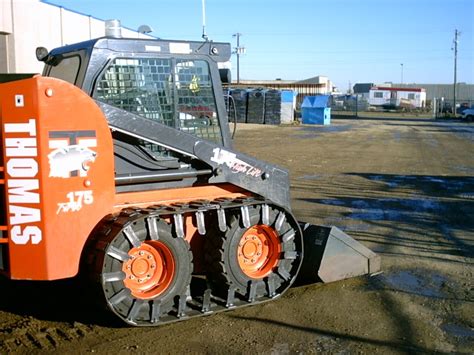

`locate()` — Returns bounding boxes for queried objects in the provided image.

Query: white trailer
[369,87,426,108]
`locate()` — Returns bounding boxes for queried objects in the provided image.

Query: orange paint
[1,77,115,280]
[237,225,281,279]
[113,184,249,211]
[0,77,253,281]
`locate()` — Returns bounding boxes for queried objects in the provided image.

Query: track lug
[147,217,160,240]
[277,266,291,281]
[127,299,143,324]
[226,286,237,308]
[201,289,212,313]
[217,209,227,232]
[284,251,298,260]
[196,211,206,235]
[275,212,286,232]
[241,206,251,228]
[123,225,141,248]
[247,281,257,303]
[281,229,295,243]
[150,300,161,324]
[261,204,270,225]
[106,246,131,262]
[266,276,277,298]
[102,271,125,283]
[177,294,187,318]
[109,288,129,305]
[174,214,185,238]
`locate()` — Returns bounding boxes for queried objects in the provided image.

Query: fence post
[355,94,358,118]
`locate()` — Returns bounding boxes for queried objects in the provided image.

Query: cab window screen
[93,57,222,144]
[48,56,81,84]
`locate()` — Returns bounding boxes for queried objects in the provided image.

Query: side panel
[0,77,115,280]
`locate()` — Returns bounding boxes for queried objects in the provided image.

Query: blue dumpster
[301,95,331,125]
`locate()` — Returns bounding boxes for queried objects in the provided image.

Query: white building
[0,0,153,74]
[369,86,427,108]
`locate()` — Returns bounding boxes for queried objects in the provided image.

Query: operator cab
[40,37,232,145]
[38,37,233,191]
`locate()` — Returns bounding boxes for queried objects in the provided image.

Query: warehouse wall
[396,83,474,102]
[0,0,153,74]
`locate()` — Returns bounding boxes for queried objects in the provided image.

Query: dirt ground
[0,116,473,354]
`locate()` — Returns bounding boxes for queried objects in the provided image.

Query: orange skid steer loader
[0,35,380,326]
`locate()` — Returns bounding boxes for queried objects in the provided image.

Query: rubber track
[86,196,303,326]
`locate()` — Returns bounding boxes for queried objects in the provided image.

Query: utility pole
[233,33,245,84]
[400,63,404,85]
[452,29,460,116]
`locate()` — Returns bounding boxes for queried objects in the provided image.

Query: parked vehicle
[457,103,472,115]
[461,108,474,122]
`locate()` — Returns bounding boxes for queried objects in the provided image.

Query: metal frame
[44,37,233,148]
[42,37,291,208]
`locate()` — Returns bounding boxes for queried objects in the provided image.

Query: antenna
[201,0,208,41]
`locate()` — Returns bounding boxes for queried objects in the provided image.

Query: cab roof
[48,36,232,62]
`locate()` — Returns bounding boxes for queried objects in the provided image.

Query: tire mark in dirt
[0,317,93,352]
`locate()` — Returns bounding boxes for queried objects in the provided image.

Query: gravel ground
[0,116,473,354]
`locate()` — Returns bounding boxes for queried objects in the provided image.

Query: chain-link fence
[431,98,474,117]
[329,95,474,118]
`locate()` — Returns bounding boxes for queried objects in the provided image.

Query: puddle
[454,166,474,174]
[320,215,370,232]
[350,209,403,221]
[363,174,473,191]
[452,128,474,141]
[425,177,446,183]
[316,197,442,222]
[349,198,441,222]
[320,199,346,206]
[300,124,353,133]
[344,223,370,232]
[392,131,401,142]
[298,125,354,138]
[366,175,405,188]
[382,270,447,298]
[425,138,439,147]
[297,174,323,180]
[441,323,474,339]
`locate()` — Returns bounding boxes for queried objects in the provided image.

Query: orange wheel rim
[122,241,175,300]
[237,224,281,279]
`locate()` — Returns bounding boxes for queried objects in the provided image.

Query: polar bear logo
[48,145,97,178]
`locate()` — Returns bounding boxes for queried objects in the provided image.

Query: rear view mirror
[36,47,49,62]
[219,69,231,84]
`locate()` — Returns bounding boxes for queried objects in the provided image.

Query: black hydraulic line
[115,169,213,185]
[223,93,238,139]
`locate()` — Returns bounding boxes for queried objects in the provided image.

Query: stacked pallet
[227,88,293,125]
[229,88,248,123]
[246,89,265,124]
[263,89,282,125]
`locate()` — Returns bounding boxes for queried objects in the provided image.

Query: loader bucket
[297,223,381,283]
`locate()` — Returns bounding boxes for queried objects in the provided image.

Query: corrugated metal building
[231,76,333,107]
[396,83,474,102]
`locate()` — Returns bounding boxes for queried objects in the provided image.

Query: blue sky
[44,0,473,91]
